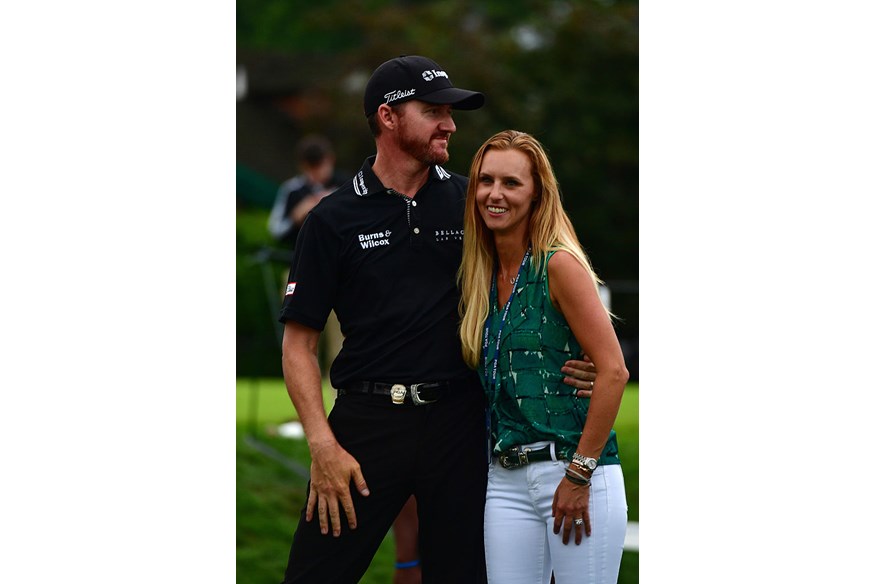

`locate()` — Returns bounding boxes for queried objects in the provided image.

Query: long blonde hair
[457,130,608,369]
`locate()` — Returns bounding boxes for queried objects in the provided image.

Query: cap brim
[419,87,485,110]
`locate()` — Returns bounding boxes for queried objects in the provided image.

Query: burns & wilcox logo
[359,229,392,249]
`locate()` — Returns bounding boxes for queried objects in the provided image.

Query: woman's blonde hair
[457,130,608,369]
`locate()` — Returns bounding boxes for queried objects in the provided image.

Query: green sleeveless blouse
[480,249,620,466]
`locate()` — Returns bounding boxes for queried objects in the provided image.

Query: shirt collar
[352,155,452,198]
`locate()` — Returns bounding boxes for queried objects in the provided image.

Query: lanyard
[482,246,532,395]
[482,246,531,464]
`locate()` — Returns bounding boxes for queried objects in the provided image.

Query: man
[267,133,349,248]
[277,55,596,583]
[267,134,349,369]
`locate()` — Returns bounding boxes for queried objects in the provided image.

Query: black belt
[338,381,453,406]
[496,444,568,469]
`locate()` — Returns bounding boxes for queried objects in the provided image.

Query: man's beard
[399,128,450,166]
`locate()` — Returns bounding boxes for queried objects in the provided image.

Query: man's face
[396,101,457,166]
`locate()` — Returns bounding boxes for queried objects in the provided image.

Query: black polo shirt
[279,155,476,389]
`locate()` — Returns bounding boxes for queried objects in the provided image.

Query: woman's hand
[552,475,591,545]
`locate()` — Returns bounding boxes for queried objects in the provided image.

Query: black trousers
[281,380,488,584]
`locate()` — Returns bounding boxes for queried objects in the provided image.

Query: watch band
[571,453,598,472]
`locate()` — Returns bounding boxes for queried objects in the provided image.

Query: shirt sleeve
[267,178,310,243]
[277,210,339,330]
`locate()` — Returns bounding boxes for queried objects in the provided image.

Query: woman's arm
[547,250,629,544]
[548,250,629,457]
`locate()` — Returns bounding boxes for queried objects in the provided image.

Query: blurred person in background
[458,130,628,584]
[268,133,350,248]
[268,134,350,379]
[391,496,421,584]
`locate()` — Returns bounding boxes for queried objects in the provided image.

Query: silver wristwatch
[571,453,598,472]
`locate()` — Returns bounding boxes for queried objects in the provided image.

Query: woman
[458,130,629,583]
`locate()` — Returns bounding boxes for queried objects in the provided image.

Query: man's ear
[376,104,396,131]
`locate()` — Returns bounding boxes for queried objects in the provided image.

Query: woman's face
[475,148,537,237]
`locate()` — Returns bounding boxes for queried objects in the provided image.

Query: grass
[237,378,639,583]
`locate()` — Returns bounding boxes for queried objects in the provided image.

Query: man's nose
[439,114,456,133]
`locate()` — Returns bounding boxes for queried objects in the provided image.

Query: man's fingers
[561,366,596,385]
[352,468,370,497]
[564,374,596,400]
[305,488,317,522]
[562,364,594,378]
[328,499,342,537]
[317,499,329,535]
[342,497,358,531]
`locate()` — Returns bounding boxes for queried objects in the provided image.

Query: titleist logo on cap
[384,88,416,104]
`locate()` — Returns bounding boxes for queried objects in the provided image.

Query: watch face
[585,459,597,470]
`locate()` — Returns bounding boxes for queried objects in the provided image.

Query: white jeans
[484,449,627,584]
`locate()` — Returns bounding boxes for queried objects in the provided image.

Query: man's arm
[268,186,295,241]
[282,321,370,537]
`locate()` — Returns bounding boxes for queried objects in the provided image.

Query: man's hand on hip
[306,440,371,537]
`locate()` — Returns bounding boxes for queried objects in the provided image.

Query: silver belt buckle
[409,383,437,406]
[390,384,407,405]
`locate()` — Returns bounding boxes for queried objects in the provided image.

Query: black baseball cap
[363,55,485,117]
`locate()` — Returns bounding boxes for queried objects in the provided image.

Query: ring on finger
[574,518,584,526]
[590,380,595,390]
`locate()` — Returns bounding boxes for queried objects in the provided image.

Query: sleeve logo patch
[285,282,297,296]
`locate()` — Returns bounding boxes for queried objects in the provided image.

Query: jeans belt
[497,444,567,469]
[338,381,450,406]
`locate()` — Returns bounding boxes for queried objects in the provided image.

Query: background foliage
[237,0,639,378]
